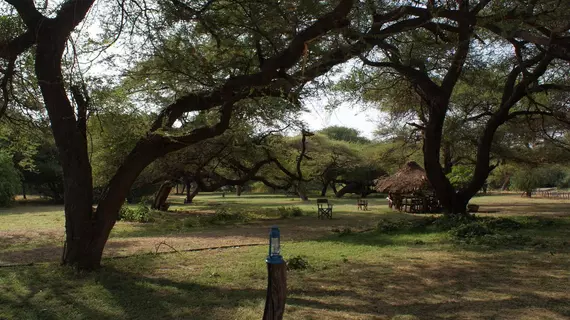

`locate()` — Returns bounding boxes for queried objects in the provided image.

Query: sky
[301,100,383,139]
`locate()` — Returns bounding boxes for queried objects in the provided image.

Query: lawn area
[1,193,569,319]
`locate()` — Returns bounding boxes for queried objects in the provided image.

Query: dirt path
[0,214,377,266]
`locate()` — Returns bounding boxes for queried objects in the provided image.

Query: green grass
[1,193,570,319]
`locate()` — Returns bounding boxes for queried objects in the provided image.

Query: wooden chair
[317,198,333,219]
[357,199,368,211]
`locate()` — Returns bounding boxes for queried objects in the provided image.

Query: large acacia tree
[338,0,570,214]
[0,0,359,269]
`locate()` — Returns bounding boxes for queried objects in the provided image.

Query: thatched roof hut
[375,161,432,194]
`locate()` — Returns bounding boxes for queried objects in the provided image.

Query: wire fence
[532,189,570,199]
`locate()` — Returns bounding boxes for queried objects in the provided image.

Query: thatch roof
[374,161,432,194]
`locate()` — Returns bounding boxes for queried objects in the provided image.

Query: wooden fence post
[263,226,287,320]
[263,262,287,320]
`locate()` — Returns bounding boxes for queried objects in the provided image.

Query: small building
[374,161,440,213]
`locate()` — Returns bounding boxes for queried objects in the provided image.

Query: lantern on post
[263,226,287,320]
[267,226,283,264]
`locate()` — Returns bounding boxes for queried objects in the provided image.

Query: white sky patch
[301,101,383,139]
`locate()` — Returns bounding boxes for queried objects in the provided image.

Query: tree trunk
[152,181,173,210]
[297,190,308,201]
[88,139,166,269]
[22,183,26,200]
[330,182,338,195]
[35,23,98,269]
[523,190,532,197]
[335,182,361,198]
[295,183,308,201]
[186,183,199,203]
[236,185,243,196]
[442,141,453,174]
[422,98,472,217]
[320,183,328,197]
[501,176,511,191]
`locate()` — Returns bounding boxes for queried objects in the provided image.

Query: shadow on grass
[0,261,265,319]
[2,235,570,319]
[286,256,570,319]
[317,214,570,256]
[0,241,136,266]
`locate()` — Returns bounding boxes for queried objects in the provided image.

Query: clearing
[1,193,569,319]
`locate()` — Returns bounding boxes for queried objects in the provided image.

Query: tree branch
[4,0,43,28]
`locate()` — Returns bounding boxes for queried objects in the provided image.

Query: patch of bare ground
[0,215,373,265]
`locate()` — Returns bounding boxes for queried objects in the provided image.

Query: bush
[287,255,311,270]
[433,214,476,231]
[0,152,20,207]
[118,203,152,222]
[376,216,437,233]
[449,222,494,241]
[482,217,522,231]
[207,207,252,224]
[448,217,530,246]
[277,206,304,218]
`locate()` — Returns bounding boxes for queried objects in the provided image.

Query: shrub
[118,203,152,222]
[433,214,476,231]
[449,222,494,242]
[278,206,304,218]
[376,217,437,233]
[287,255,311,270]
[482,217,522,231]
[208,207,252,224]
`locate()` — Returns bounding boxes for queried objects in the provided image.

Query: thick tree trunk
[22,183,26,200]
[184,180,199,204]
[186,185,200,203]
[422,98,472,217]
[236,185,243,196]
[523,190,532,197]
[89,139,165,268]
[335,182,355,198]
[320,184,328,197]
[295,183,309,201]
[152,181,173,210]
[35,23,98,269]
[442,141,453,174]
[330,182,338,195]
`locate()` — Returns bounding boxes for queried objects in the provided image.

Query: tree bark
[5,0,355,270]
[320,183,328,197]
[236,185,243,196]
[330,182,338,195]
[186,185,199,203]
[501,176,511,191]
[152,181,173,210]
[295,183,309,201]
[523,190,532,197]
[35,21,97,269]
[442,141,453,174]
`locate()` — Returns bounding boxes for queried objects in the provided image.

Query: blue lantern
[266,226,283,264]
